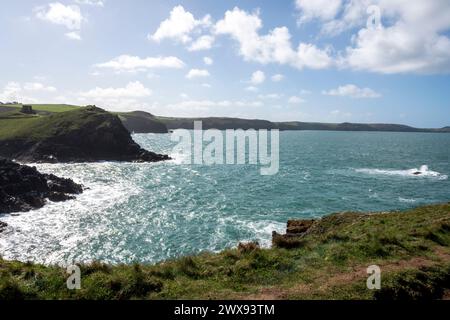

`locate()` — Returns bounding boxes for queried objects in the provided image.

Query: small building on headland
[21,105,36,114]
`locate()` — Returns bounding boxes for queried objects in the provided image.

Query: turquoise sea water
[1,131,449,265]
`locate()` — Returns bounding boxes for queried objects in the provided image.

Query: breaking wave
[356,165,448,180]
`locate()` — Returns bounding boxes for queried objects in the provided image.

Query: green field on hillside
[1,104,80,113]
[0,106,103,141]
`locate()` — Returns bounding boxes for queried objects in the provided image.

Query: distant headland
[1,103,448,135]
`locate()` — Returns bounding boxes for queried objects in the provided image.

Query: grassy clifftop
[0,106,112,141]
[0,104,79,113]
[1,203,449,300]
[0,106,169,162]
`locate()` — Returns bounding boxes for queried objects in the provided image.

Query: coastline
[1,202,449,300]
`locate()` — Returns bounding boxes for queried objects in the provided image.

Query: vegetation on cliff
[0,106,170,163]
[1,103,449,133]
[117,111,168,133]
[159,117,450,133]
[1,203,449,300]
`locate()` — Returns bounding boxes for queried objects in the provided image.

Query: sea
[1,131,449,265]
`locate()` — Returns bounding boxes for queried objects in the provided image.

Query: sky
[1,0,450,128]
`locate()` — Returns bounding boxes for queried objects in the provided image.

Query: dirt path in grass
[242,246,450,300]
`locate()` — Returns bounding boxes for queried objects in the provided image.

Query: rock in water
[0,106,171,163]
[0,158,83,214]
[0,221,7,233]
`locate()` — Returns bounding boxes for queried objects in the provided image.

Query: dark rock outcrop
[272,219,315,249]
[0,106,170,163]
[0,221,7,233]
[286,219,315,234]
[0,158,83,213]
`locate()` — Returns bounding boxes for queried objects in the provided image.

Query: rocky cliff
[0,106,170,163]
[119,111,168,133]
[0,159,83,214]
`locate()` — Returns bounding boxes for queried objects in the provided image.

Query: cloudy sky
[1,0,450,127]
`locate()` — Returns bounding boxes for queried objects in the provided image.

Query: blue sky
[1,0,450,127]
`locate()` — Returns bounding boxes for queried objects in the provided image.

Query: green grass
[0,110,38,119]
[1,202,449,300]
[0,117,42,140]
[0,106,109,141]
[2,104,80,113]
[0,104,84,140]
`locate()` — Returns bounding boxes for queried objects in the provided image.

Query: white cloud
[147,73,160,79]
[294,0,370,35]
[258,93,282,99]
[65,31,81,40]
[295,0,450,74]
[80,81,152,99]
[215,7,332,70]
[0,82,22,102]
[250,70,265,85]
[330,109,352,119]
[167,99,262,110]
[245,86,259,92]
[343,11,450,74]
[24,82,57,92]
[188,35,215,51]
[202,83,212,88]
[203,57,214,65]
[150,5,211,44]
[322,84,381,98]
[35,2,83,31]
[94,55,185,73]
[152,99,265,118]
[186,69,210,79]
[320,0,370,36]
[288,96,306,104]
[0,81,58,103]
[296,43,333,69]
[295,0,342,24]
[75,0,105,7]
[271,74,284,82]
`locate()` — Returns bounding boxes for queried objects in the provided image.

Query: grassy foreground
[1,203,450,300]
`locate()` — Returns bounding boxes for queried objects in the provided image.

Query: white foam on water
[213,216,285,249]
[355,165,448,180]
[242,220,286,248]
[0,162,143,265]
[398,197,417,203]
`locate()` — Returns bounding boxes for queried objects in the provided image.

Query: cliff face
[0,106,170,163]
[0,159,83,214]
[119,111,168,133]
